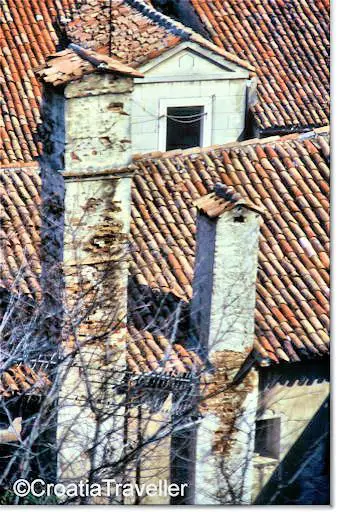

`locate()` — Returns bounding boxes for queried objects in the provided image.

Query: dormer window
[130,43,249,155]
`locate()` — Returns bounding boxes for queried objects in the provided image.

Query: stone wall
[195,351,258,504]
[39,71,135,499]
[64,75,133,172]
[192,207,261,354]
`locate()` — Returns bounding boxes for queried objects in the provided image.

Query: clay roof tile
[130,129,330,365]
[189,0,329,130]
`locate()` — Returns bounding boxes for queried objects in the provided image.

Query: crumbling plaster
[40,71,135,494]
[192,205,261,504]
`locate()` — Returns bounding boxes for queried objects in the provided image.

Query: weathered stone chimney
[37,45,142,493]
[191,184,263,504]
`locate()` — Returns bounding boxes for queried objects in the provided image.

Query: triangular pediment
[137,42,250,81]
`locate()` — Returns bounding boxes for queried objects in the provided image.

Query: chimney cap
[36,44,143,86]
[194,183,264,218]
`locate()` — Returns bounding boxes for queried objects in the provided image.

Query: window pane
[166,106,203,151]
[255,418,281,459]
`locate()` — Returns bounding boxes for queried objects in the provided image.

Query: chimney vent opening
[233,207,246,223]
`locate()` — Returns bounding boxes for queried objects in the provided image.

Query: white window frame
[158,97,213,152]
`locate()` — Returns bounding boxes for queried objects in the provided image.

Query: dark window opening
[255,417,281,460]
[166,106,203,151]
[234,214,246,223]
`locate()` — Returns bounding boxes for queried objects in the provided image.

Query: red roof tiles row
[0,128,330,390]
[0,164,41,297]
[127,325,202,375]
[130,128,330,365]
[0,0,251,165]
[188,0,330,131]
[0,364,51,397]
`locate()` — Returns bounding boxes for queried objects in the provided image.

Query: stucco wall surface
[253,364,330,502]
[131,48,248,153]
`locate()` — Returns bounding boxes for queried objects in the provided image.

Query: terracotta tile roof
[36,44,143,86]
[127,278,203,374]
[130,127,330,364]
[64,0,253,70]
[0,363,51,397]
[0,164,41,298]
[188,0,330,131]
[0,0,79,165]
[0,129,330,369]
[127,325,202,375]
[0,0,251,166]
[0,163,199,376]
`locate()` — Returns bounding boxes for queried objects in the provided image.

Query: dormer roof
[65,0,253,71]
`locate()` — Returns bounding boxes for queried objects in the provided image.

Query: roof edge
[132,125,330,162]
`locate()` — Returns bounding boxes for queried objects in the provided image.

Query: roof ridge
[125,0,253,71]
[126,0,190,38]
[132,126,330,162]
[68,43,143,77]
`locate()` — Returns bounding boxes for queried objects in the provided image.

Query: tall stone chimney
[191,184,263,504]
[37,45,142,495]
